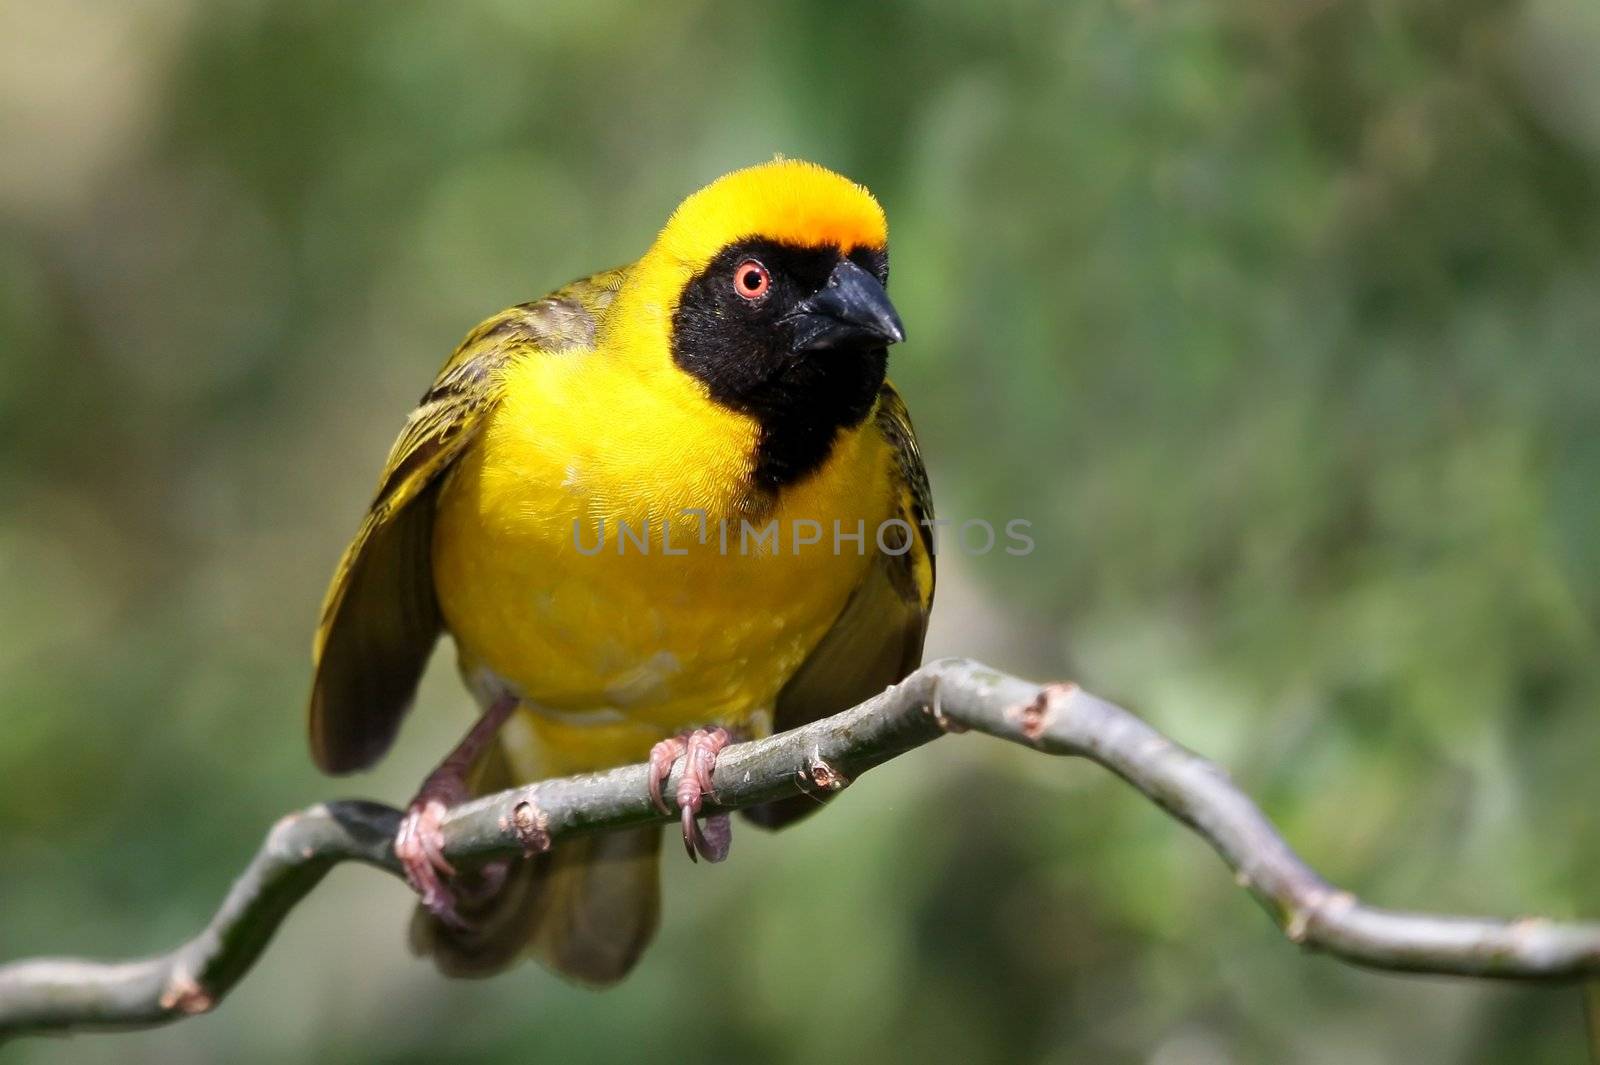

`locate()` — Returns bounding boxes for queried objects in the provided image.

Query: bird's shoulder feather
[308,268,624,773]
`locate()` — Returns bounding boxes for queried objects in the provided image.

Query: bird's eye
[733,259,770,301]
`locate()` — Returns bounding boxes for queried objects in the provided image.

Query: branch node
[1286,909,1311,943]
[510,800,551,855]
[1285,889,1356,943]
[925,676,967,733]
[265,812,303,857]
[157,970,213,1016]
[1011,683,1076,744]
[1511,916,1552,944]
[804,754,850,792]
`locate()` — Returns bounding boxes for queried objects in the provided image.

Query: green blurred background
[3,0,1600,1061]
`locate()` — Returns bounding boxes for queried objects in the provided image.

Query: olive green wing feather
[308,273,623,774]
[745,381,936,829]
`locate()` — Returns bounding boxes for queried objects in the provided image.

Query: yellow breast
[431,348,894,776]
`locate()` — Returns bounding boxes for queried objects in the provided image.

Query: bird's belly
[431,423,891,775]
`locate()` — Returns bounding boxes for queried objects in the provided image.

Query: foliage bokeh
[3,1,1599,1061]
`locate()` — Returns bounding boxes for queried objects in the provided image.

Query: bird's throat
[741,349,887,495]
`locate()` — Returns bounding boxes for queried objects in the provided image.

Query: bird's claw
[396,797,467,928]
[649,727,732,863]
[648,735,688,816]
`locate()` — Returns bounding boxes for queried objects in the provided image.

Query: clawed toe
[396,798,465,928]
[648,735,688,816]
[395,693,520,929]
[650,727,732,863]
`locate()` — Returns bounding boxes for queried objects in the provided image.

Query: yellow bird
[308,159,935,983]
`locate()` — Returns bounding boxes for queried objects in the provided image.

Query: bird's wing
[308,271,624,774]
[746,381,936,829]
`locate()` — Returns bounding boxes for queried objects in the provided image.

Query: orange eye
[733,259,770,300]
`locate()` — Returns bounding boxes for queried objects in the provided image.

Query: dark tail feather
[407,736,662,983]
[408,827,662,983]
[529,826,662,985]
[408,854,548,978]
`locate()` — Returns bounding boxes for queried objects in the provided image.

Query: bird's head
[616,160,904,473]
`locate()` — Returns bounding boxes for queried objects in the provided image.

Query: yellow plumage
[308,159,934,983]
[435,355,894,776]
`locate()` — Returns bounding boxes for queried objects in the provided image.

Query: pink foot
[396,777,467,928]
[649,727,732,863]
[394,694,520,929]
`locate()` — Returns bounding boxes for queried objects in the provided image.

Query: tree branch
[3,657,1598,1039]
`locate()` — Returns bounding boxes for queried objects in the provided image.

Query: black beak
[786,259,906,352]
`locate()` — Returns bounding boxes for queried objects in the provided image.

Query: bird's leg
[395,693,519,928]
[648,726,732,863]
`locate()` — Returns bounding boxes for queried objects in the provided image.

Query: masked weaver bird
[308,159,935,983]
